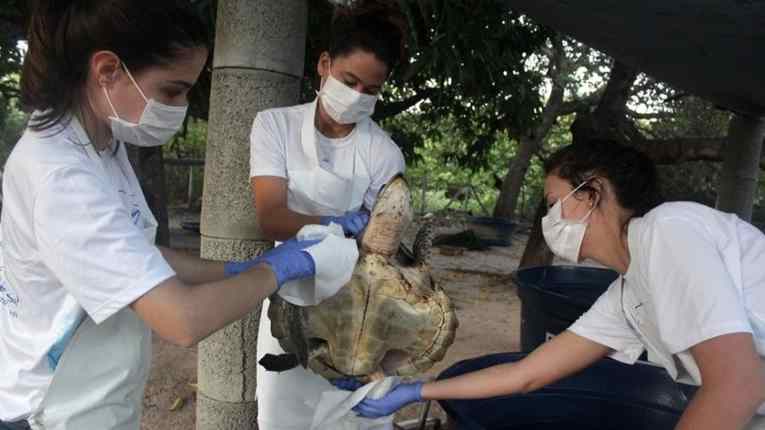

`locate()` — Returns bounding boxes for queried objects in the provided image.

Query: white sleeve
[363,136,406,210]
[568,280,645,364]
[643,217,753,354]
[34,166,176,324]
[250,112,287,178]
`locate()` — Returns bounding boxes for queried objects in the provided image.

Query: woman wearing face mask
[248,1,407,429]
[0,1,355,429]
[340,140,765,430]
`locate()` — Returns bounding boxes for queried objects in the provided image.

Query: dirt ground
[141,210,527,429]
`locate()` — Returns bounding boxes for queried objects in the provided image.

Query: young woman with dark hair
[0,1,353,428]
[342,140,765,430]
[248,1,409,428]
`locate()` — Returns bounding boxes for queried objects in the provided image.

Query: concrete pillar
[716,114,765,222]
[197,1,307,428]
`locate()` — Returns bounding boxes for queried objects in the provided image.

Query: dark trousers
[0,421,30,430]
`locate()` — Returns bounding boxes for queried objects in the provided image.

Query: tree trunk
[493,135,539,219]
[716,114,765,221]
[519,198,554,269]
[196,1,307,428]
[493,36,567,219]
[126,146,170,246]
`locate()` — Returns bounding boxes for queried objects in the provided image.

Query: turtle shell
[267,175,458,379]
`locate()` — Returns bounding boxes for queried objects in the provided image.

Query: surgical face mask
[541,181,595,263]
[319,73,378,125]
[102,63,187,147]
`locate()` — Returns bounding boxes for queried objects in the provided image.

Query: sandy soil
[141,210,528,429]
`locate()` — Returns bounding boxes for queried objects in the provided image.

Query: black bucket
[437,352,692,430]
[466,216,516,247]
[514,266,619,352]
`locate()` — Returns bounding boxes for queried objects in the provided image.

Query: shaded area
[503,0,765,116]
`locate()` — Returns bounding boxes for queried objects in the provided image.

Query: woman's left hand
[333,380,424,418]
[320,210,370,237]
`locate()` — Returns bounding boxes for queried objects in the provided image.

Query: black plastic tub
[437,353,692,430]
[466,216,516,247]
[514,266,618,351]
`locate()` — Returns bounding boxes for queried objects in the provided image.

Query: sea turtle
[265,175,458,380]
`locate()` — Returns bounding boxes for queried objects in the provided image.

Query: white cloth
[0,116,175,424]
[253,100,403,430]
[311,377,399,430]
[569,202,765,414]
[278,223,359,306]
[250,101,405,210]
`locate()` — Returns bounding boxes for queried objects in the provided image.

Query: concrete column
[197,1,307,428]
[716,114,765,222]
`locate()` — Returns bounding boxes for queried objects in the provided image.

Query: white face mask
[103,63,188,147]
[319,73,378,125]
[541,180,595,263]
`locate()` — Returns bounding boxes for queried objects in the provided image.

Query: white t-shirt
[570,202,765,413]
[249,102,405,210]
[0,117,175,421]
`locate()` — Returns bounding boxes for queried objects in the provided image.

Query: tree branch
[0,83,20,98]
[634,137,765,170]
[559,88,605,115]
[627,110,677,120]
[595,61,639,117]
[372,88,436,121]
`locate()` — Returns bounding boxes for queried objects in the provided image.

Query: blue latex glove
[331,377,365,391]
[320,210,370,237]
[223,238,319,288]
[335,380,424,419]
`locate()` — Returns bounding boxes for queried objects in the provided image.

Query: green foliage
[392,1,549,160]
[383,110,572,219]
[164,119,208,206]
[301,0,551,165]
[0,89,27,168]
[383,112,504,214]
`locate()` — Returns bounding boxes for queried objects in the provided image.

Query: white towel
[310,377,399,430]
[278,223,359,306]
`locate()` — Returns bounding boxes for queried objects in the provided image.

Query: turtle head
[360,174,413,257]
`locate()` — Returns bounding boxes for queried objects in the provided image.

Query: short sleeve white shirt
[569,202,765,413]
[0,117,175,421]
[249,102,406,210]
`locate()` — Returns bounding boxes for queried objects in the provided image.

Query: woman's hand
[321,210,370,237]
[331,379,423,418]
[353,382,423,418]
[224,238,320,287]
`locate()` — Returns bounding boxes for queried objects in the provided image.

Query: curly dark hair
[329,0,408,72]
[544,139,663,218]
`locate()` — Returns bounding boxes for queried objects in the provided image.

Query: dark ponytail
[20,0,210,131]
[329,0,408,72]
[544,139,663,218]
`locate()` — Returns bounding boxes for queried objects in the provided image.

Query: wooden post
[716,114,765,221]
[187,166,194,210]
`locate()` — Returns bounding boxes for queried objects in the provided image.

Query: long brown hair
[21,0,209,132]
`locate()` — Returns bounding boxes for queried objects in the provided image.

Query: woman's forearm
[178,264,278,344]
[675,384,761,430]
[422,362,530,400]
[131,263,278,347]
[258,206,321,241]
[422,331,610,401]
[159,246,225,284]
